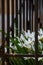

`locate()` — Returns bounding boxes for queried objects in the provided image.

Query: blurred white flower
[28,38,32,44]
[18,42,23,47]
[38,35,41,40]
[27,30,31,37]
[38,29,43,35]
[20,34,25,41]
[24,40,29,45]
[39,41,42,49]
[42,51,43,54]
[31,42,35,51]
[24,31,28,38]
[38,35,43,40]
[23,43,31,49]
[9,28,43,55]
[38,57,42,61]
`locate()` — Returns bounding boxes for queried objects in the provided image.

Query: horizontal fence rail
[0,0,43,65]
[0,53,43,57]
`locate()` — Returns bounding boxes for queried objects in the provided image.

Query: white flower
[16,37,20,42]
[38,29,43,35]
[22,39,31,49]
[27,30,31,37]
[23,43,31,49]
[20,34,25,41]
[24,31,28,38]
[38,58,42,61]
[38,35,41,40]
[28,38,32,44]
[31,35,35,41]
[27,32,35,41]
[31,42,35,51]
[5,48,7,53]
[38,35,43,40]
[24,40,29,45]
[18,43,23,47]
[27,30,30,34]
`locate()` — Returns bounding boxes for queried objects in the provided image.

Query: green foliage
[38,59,43,65]
[9,57,35,65]
[10,37,29,54]
[9,37,43,65]
[0,27,43,65]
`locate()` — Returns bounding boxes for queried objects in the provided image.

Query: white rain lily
[18,42,23,47]
[39,41,42,50]
[38,58,42,61]
[24,40,29,45]
[20,34,25,41]
[9,28,43,55]
[16,37,20,42]
[38,28,43,35]
[38,35,41,40]
[32,37,35,41]
[41,35,43,39]
[28,38,32,44]
[42,51,43,54]
[38,35,43,40]
[26,44,31,49]
[28,32,34,39]
[11,46,17,50]
[31,32,35,36]
[31,42,35,51]
[5,48,7,53]
[23,43,31,49]
[27,30,30,34]
[24,31,28,38]
[19,29,43,53]
[22,38,32,49]
[27,30,31,37]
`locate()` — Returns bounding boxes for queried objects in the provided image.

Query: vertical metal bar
[11,0,14,53]
[29,0,31,31]
[19,0,21,34]
[31,0,33,31]
[7,0,10,64]
[35,0,38,65]
[12,0,14,38]
[2,0,5,65]
[16,0,18,35]
[26,0,28,31]
[7,0,10,54]
[23,0,25,30]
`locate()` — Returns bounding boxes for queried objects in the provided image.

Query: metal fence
[0,0,43,65]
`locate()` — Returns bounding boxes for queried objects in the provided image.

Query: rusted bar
[16,0,18,35]
[11,0,14,53]
[29,0,31,31]
[19,0,22,34]
[4,54,35,58]
[31,0,33,31]
[2,0,5,65]
[26,0,28,31]
[7,0,10,64]
[6,54,43,57]
[0,53,35,57]
[23,0,25,30]
[7,0,10,54]
[0,52,43,57]
[12,0,14,38]
[35,0,38,65]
